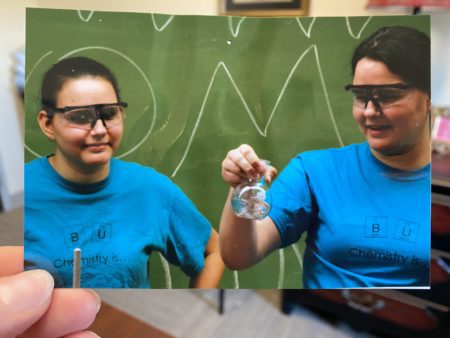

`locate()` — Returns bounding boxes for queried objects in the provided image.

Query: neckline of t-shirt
[364,143,430,181]
[42,156,113,193]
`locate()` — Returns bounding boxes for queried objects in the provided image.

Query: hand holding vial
[222,144,278,219]
[231,160,271,219]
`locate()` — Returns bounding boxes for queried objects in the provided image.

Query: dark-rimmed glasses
[48,102,127,130]
[345,83,412,113]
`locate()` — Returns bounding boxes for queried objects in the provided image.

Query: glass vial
[231,160,271,220]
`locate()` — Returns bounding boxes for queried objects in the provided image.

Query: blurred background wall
[0,0,446,211]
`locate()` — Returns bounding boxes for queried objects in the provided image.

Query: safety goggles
[345,83,412,113]
[48,102,127,130]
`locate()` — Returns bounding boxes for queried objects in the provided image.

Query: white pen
[73,248,81,288]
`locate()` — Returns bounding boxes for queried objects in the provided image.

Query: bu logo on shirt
[63,224,112,247]
[364,217,419,244]
[365,216,387,238]
[394,219,419,244]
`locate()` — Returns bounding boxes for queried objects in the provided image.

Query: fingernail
[87,332,101,338]
[87,289,102,313]
[250,171,259,180]
[0,270,54,313]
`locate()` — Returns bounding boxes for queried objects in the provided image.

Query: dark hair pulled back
[41,56,121,110]
[351,26,430,95]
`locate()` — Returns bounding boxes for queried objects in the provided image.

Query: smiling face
[352,58,430,161]
[40,76,123,179]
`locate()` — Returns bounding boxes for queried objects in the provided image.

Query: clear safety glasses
[345,83,412,113]
[48,102,127,130]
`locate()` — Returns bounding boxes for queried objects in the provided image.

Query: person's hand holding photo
[0,246,100,338]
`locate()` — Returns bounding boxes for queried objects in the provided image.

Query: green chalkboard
[25,8,429,288]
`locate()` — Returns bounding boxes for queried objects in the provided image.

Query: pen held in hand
[73,248,81,288]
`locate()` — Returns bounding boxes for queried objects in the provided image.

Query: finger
[222,157,242,176]
[228,147,258,179]
[0,270,53,338]
[238,144,261,169]
[222,169,249,188]
[0,246,24,276]
[228,152,256,179]
[264,166,278,184]
[222,158,250,183]
[255,159,273,174]
[62,331,101,338]
[21,289,101,338]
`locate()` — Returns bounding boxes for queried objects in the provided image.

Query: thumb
[0,270,54,338]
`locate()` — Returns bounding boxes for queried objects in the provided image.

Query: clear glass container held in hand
[231,160,271,220]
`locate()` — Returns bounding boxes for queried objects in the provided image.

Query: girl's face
[49,76,123,171]
[352,57,430,158]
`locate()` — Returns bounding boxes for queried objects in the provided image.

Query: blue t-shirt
[25,157,211,288]
[268,142,430,288]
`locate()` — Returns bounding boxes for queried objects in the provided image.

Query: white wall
[430,13,450,107]
[309,0,409,16]
[33,0,391,16]
[33,0,218,15]
[0,0,31,211]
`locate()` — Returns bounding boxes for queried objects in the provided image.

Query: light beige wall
[27,0,413,16]
[309,0,410,16]
[0,0,446,211]
[45,0,409,17]
[32,0,218,15]
[0,0,32,210]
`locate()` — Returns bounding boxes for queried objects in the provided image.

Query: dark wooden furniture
[282,289,449,338]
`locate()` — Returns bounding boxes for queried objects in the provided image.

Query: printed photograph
[25,9,431,288]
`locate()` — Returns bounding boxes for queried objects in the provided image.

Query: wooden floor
[96,289,358,338]
[89,302,174,338]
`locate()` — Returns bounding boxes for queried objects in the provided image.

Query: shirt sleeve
[164,183,212,277]
[268,155,315,248]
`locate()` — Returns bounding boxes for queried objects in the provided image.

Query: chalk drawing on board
[291,242,304,271]
[151,14,175,32]
[346,16,373,39]
[24,50,54,158]
[233,271,239,289]
[25,46,156,160]
[296,17,317,38]
[277,249,285,288]
[77,10,95,23]
[171,44,344,178]
[25,143,42,159]
[24,142,44,160]
[158,253,172,288]
[25,51,53,85]
[228,16,246,38]
[233,243,304,289]
[156,112,187,150]
[167,42,343,288]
